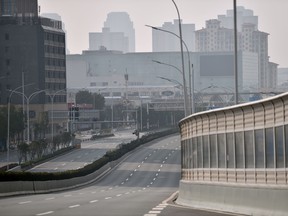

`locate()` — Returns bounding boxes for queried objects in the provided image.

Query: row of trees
[17,132,73,164]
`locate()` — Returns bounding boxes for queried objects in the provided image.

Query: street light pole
[47,89,66,143]
[146,24,194,114]
[171,0,189,116]
[6,83,33,170]
[13,89,46,144]
[233,0,239,104]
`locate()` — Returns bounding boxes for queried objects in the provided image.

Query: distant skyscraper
[89,27,129,52]
[195,6,276,90]
[89,12,135,53]
[218,6,258,31]
[103,12,135,52]
[152,19,195,52]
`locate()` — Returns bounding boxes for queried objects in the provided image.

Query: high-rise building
[195,6,276,90]
[89,27,129,52]
[89,12,135,53]
[0,0,67,136]
[152,19,195,52]
[218,6,258,31]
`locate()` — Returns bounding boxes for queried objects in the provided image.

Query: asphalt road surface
[0,135,238,216]
[29,130,138,172]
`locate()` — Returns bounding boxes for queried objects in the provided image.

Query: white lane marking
[61,163,66,166]
[149,211,161,214]
[69,204,80,208]
[126,178,129,181]
[153,207,164,210]
[116,194,122,197]
[84,163,88,166]
[138,165,141,168]
[105,197,112,200]
[121,182,124,184]
[91,191,97,194]
[144,214,157,216]
[153,178,156,181]
[134,169,137,172]
[130,173,133,176]
[64,194,72,197]
[19,201,32,205]
[109,187,113,190]
[156,173,159,176]
[45,197,55,201]
[53,168,58,170]
[89,200,98,203]
[36,211,54,216]
[160,164,163,168]
[158,169,161,172]
[125,192,130,195]
[150,182,153,185]
[145,157,148,160]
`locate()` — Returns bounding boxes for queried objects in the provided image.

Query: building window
[5,33,9,40]
[235,132,244,168]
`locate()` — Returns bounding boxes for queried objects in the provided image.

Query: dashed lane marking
[36,211,54,216]
[89,200,98,203]
[69,204,80,208]
[19,201,32,205]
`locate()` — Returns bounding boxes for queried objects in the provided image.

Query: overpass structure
[177,92,288,216]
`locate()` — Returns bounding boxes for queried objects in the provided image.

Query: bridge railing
[179,92,288,186]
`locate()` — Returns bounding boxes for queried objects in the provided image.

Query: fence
[177,92,288,216]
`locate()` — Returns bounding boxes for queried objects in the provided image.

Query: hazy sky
[38,0,288,67]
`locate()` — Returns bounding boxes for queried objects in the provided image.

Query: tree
[34,112,49,140]
[17,142,29,164]
[75,90,93,104]
[0,106,25,148]
[92,93,105,110]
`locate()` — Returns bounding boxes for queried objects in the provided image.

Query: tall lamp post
[146,24,194,114]
[153,60,187,113]
[46,89,66,143]
[13,89,46,144]
[6,83,33,170]
[171,0,189,116]
[233,0,239,104]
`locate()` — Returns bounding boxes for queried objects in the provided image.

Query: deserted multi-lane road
[1,135,181,216]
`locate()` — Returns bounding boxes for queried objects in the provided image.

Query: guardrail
[177,92,288,216]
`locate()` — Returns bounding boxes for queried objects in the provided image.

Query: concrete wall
[177,181,288,216]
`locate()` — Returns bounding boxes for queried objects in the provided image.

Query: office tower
[152,19,195,52]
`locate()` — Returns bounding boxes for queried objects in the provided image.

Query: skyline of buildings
[85,6,280,91]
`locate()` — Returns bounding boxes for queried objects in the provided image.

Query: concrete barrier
[0,163,111,197]
[177,180,288,216]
